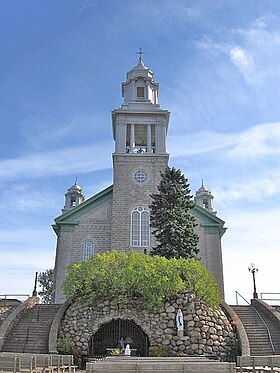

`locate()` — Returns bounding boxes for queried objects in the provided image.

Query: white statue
[124,344,131,356]
[176,308,184,332]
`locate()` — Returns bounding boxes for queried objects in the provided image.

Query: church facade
[53,56,226,303]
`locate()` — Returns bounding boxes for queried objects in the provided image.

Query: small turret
[62,179,85,213]
[194,180,216,214]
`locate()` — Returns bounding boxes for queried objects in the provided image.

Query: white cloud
[195,37,227,54]
[22,113,111,149]
[222,209,280,304]
[0,249,54,270]
[169,131,237,157]
[0,229,54,247]
[232,16,280,85]
[169,121,280,203]
[0,242,55,296]
[195,15,280,87]
[228,122,280,158]
[169,121,280,159]
[7,121,278,186]
[0,185,58,214]
[251,14,275,29]
[0,142,112,180]
[224,248,280,305]
[196,39,256,82]
[215,172,280,203]
[229,46,255,74]
[0,228,55,295]
[224,209,280,249]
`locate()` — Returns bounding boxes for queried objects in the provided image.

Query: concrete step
[2,304,60,353]
[230,304,280,355]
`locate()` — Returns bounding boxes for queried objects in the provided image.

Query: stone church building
[53,55,226,303]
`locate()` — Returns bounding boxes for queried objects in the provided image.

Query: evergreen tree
[38,269,54,304]
[149,167,199,259]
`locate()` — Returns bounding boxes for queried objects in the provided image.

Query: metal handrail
[252,306,276,355]
[0,294,29,307]
[235,291,250,305]
[0,294,29,299]
[235,290,276,354]
[260,292,280,301]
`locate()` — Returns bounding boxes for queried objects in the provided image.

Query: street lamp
[248,263,258,299]
[32,271,38,297]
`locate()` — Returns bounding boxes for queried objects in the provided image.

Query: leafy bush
[57,336,74,354]
[149,346,174,357]
[111,348,122,356]
[62,251,221,308]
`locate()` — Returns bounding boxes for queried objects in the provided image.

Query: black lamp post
[248,263,258,299]
[32,271,38,297]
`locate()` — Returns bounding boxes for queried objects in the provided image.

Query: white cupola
[62,179,85,213]
[121,49,159,107]
[194,180,216,214]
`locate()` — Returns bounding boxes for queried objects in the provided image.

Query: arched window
[83,241,94,261]
[131,207,150,247]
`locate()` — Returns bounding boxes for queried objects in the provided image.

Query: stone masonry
[111,154,169,253]
[53,195,112,303]
[58,292,235,360]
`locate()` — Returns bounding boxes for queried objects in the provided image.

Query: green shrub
[149,346,174,357]
[62,251,221,308]
[111,348,122,356]
[57,336,74,354]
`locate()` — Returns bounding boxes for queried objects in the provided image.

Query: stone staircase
[231,305,280,356]
[2,304,60,353]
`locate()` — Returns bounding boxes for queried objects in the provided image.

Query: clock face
[134,170,148,182]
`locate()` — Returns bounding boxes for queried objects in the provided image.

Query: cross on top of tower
[136,48,145,63]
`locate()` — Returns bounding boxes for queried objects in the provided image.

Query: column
[64,194,71,210]
[147,124,152,153]
[130,124,135,152]
[115,123,127,153]
[156,122,166,153]
[132,80,135,100]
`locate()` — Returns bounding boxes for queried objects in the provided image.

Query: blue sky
[1,0,280,305]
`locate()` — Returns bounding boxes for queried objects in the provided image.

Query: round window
[134,170,147,182]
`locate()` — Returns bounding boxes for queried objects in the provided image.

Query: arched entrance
[89,318,149,356]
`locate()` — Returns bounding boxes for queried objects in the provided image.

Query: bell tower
[194,181,216,214]
[111,51,170,252]
[62,179,85,214]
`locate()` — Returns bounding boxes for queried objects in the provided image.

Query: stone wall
[54,197,113,303]
[111,154,169,253]
[59,292,236,360]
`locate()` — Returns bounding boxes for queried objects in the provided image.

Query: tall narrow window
[83,241,94,261]
[131,207,150,247]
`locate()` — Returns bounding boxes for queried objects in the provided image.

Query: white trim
[83,241,94,261]
[130,207,150,247]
